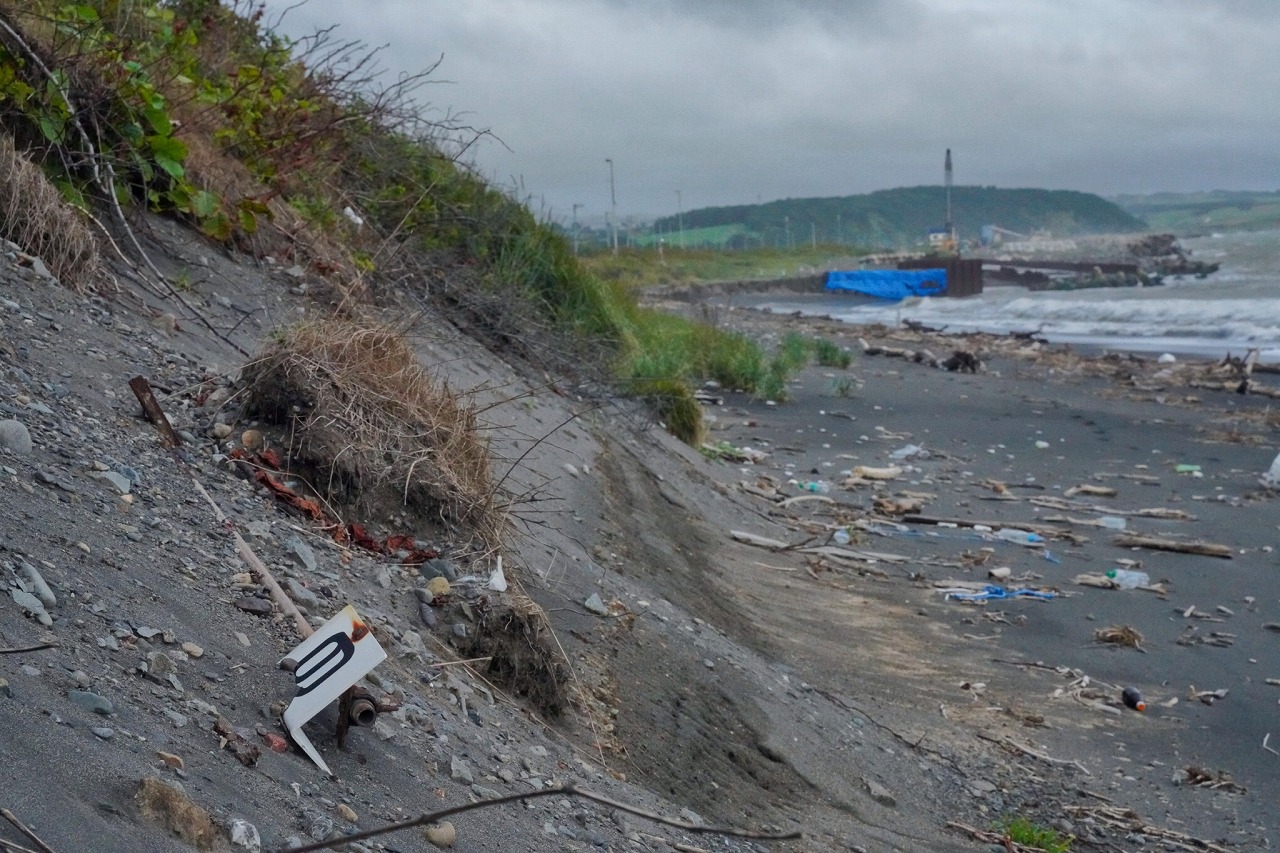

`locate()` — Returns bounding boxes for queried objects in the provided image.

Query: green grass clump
[774,331,812,373]
[812,337,852,368]
[995,816,1073,853]
[640,378,705,446]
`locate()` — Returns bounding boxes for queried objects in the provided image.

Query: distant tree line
[653,186,1146,251]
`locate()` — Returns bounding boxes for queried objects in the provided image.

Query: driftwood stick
[0,839,42,853]
[977,731,1091,775]
[0,642,58,655]
[1112,534,1233,559]
[280,783,800,852]
[191,480,313,640]
[0,810,56,853]
[128,376,184,448]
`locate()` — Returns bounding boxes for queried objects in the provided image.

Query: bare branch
[280,783,800,852]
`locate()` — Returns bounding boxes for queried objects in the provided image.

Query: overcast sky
[262,0,1280,222]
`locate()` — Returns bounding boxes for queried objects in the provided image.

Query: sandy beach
[645,296,1280,849]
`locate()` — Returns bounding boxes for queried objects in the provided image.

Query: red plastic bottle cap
[1122,686,1145,711]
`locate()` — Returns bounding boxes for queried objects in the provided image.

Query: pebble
[449,756,474,784]
[0,419,32,455]
[284,536,318,572]
[234,596,273,616]
[424,558,457,581]
[91,470,132,494]
[424,821,456,848]
[0,677,11,698]
[157,751,185,770]
[863,777,897,807]
[240,429,263,450]
[91,726,114,740]
[19,562,57,607]
[336,803,358,823]
[181,642,204,658]
[285,578,319,610]
[426,576,450,598]
[229,818,261,852]
[10,588,52,626]
[583,593,610,616]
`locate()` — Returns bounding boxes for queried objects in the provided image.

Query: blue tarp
[825,269,947,299]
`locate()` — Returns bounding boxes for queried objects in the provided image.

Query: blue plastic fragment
[943,584,1056,603]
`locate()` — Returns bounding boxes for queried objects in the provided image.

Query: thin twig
[0,810,56,853]
[0,643,58,655]
[280,783,799,852]
[426,657,492,669]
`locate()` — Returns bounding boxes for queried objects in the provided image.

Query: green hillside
[1112,191,1280,234]
[655,186,1146,251]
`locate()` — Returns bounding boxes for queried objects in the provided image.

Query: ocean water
[749,229,1280,363]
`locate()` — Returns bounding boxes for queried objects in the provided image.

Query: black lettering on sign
[293,632,355,697]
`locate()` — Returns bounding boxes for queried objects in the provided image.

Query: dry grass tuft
[0,133,101,290]
[242,318,500,547]
[135,776,223,851]
[458,592,568,718]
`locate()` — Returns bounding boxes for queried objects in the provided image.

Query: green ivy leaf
[191,190,219,219]
[142,106,171,136]
[146,135,188,180]
[37,113,66,144]
[199,212,232,241]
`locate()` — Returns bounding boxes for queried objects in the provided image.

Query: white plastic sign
[280,605,386,777]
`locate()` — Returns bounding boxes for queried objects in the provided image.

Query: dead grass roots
[241,318,503,549]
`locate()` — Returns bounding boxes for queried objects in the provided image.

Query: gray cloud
[263,0,1280,220]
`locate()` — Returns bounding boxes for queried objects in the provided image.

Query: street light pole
[572,203,582,255]
[605,158,618,256]
[675,189,684,249]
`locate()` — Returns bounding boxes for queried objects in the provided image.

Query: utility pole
[810,222,816,249]
[944,148,954,248]
[784,215,791,250]
[605,158,618,256]
[675,189,684,249]
[571,203,582,255]
[836,212,842,245]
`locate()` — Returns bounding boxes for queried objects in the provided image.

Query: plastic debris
[994,528,1046,546]
[1107,568,1150,589]
[1263,452,1280,489]
[487,556,508,592]
[1122,686,1147,711]
[942,584,1056,603]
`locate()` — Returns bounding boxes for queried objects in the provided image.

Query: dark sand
[677,302,1279,849]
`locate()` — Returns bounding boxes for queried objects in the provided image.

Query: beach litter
[1263,451,1280,489]
[1121,686,1147,710]
[941,584,1056,604]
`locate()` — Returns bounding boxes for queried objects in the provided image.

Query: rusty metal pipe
[348,697,377,727]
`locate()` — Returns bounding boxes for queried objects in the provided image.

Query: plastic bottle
[1107,568,1150,589]
[994,528,1045,546]
[832,528,851,546]
[1121,686,1147,711]
[1098,515,1127,530]
[804,480,831,494]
